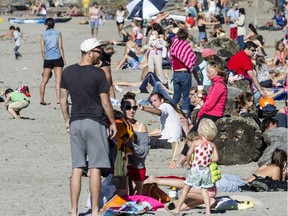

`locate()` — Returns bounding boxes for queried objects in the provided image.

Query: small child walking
[3,88,30,119]
[9,25,22,59]
[171,118,219,215]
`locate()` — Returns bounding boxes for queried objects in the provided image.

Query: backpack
[16,85,30,97]
[262,104,278,117]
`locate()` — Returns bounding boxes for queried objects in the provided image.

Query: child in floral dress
[171,118,219,215]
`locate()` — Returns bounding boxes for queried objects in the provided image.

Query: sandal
[40,102,51,106]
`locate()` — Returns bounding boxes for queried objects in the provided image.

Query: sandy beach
[0,5,287,215]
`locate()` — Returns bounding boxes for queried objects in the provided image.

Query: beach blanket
[103,201,152,216]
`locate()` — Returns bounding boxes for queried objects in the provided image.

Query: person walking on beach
[89,2,100,37]
[82,0,90,18]
[9,26,22,59]
[59,38,117,216]
[40,17,65,105]
[115,5,126,37]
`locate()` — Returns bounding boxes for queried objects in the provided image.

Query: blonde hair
[197,118,218,141]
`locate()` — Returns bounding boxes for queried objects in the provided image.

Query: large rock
[214,116,263,165]
[206,37,239,60]
[257,127,288,166]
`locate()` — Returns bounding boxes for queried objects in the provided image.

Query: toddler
[171,118,219,215]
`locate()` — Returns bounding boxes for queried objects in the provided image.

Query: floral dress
[184,139,214,188]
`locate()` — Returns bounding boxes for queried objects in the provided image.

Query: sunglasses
[125,105,138,111]
[250,49,256,52]
[91,49,102,54]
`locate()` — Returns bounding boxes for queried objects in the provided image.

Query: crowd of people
[0,0,288,215]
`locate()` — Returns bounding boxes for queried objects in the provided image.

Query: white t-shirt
[227,9,239,28]
[13,31,21,47]
[158,103,182,142]
[116,10,125,23]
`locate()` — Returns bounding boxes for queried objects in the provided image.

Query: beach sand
[0,10,287,216]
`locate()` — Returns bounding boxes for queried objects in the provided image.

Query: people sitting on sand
[115,36,143,70]
[227,41,268,104]
[235,92,261,127]
[216,148,287,192]
[271,40,287,67]
[3,88,30,119]
[119,92,150,195]
[138,93,183,149]
[63,5,79,17]
[255,55,286,88]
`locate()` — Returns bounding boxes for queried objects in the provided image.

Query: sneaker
[137,99,150,106]
[114,85,123,93]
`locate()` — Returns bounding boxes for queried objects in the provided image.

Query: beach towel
[122,195,164,211]
[103,200,152,215]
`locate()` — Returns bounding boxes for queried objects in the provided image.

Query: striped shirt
[170,38,196,71]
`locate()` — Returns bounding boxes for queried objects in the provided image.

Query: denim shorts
[90,19,100,29]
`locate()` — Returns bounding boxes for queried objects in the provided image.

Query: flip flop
[40,102,51,106]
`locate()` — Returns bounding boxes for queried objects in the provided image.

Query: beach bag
[87,174,116,209]
[16,85,30,97]
[142,183,170,203]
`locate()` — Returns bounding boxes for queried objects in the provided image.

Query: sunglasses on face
[91,49,102,54]
[125,105,138,111]
[250,49,256,52]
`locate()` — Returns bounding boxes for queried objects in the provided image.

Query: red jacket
[197,76,228,120]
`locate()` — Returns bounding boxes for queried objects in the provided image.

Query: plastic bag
[87,174,116,209]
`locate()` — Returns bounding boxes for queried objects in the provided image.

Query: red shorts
[230,27,237,40]
[127,165,146,181]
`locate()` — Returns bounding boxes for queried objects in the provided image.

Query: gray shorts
[70,119,110,169]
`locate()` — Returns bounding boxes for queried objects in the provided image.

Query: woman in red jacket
[181,61,228,157]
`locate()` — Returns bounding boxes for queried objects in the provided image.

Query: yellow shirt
[82,0,90,9]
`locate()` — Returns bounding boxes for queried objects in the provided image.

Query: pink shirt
[197,76,227,120]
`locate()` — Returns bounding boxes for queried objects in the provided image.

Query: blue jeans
[139,72,160,93]
[238,35,244,50]
[151,81,171,102]
[171,72,191,114]
[216,174,246,192]
[14,46,21,59]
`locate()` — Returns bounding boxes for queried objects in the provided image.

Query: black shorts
[116,21,124,26]
[43,57,64,69]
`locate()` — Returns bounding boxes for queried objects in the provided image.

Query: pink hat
[201,48,217,58]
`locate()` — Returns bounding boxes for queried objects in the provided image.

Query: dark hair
[152,23,164,35]
[118,5,123,10]
[275,40,284,50]
[45,18,55,29]
[235,92,253,110]
[177,28,188,40]
[16,27,21,32]
[248,23,258,35]
[120,92,136,111]
[207,60,228,83]
[271,148,287,181]
[255,55,266,70]
[5,88,14,95]
[9,25,15,30]
[243,41,257,50]
[239,8,245,15]
[261,117,278,131]
[150,92,164,101]
[256,35,264,46]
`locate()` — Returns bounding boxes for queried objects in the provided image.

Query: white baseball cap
[80,38,102,52]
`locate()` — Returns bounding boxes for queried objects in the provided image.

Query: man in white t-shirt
[138,93,182,149]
